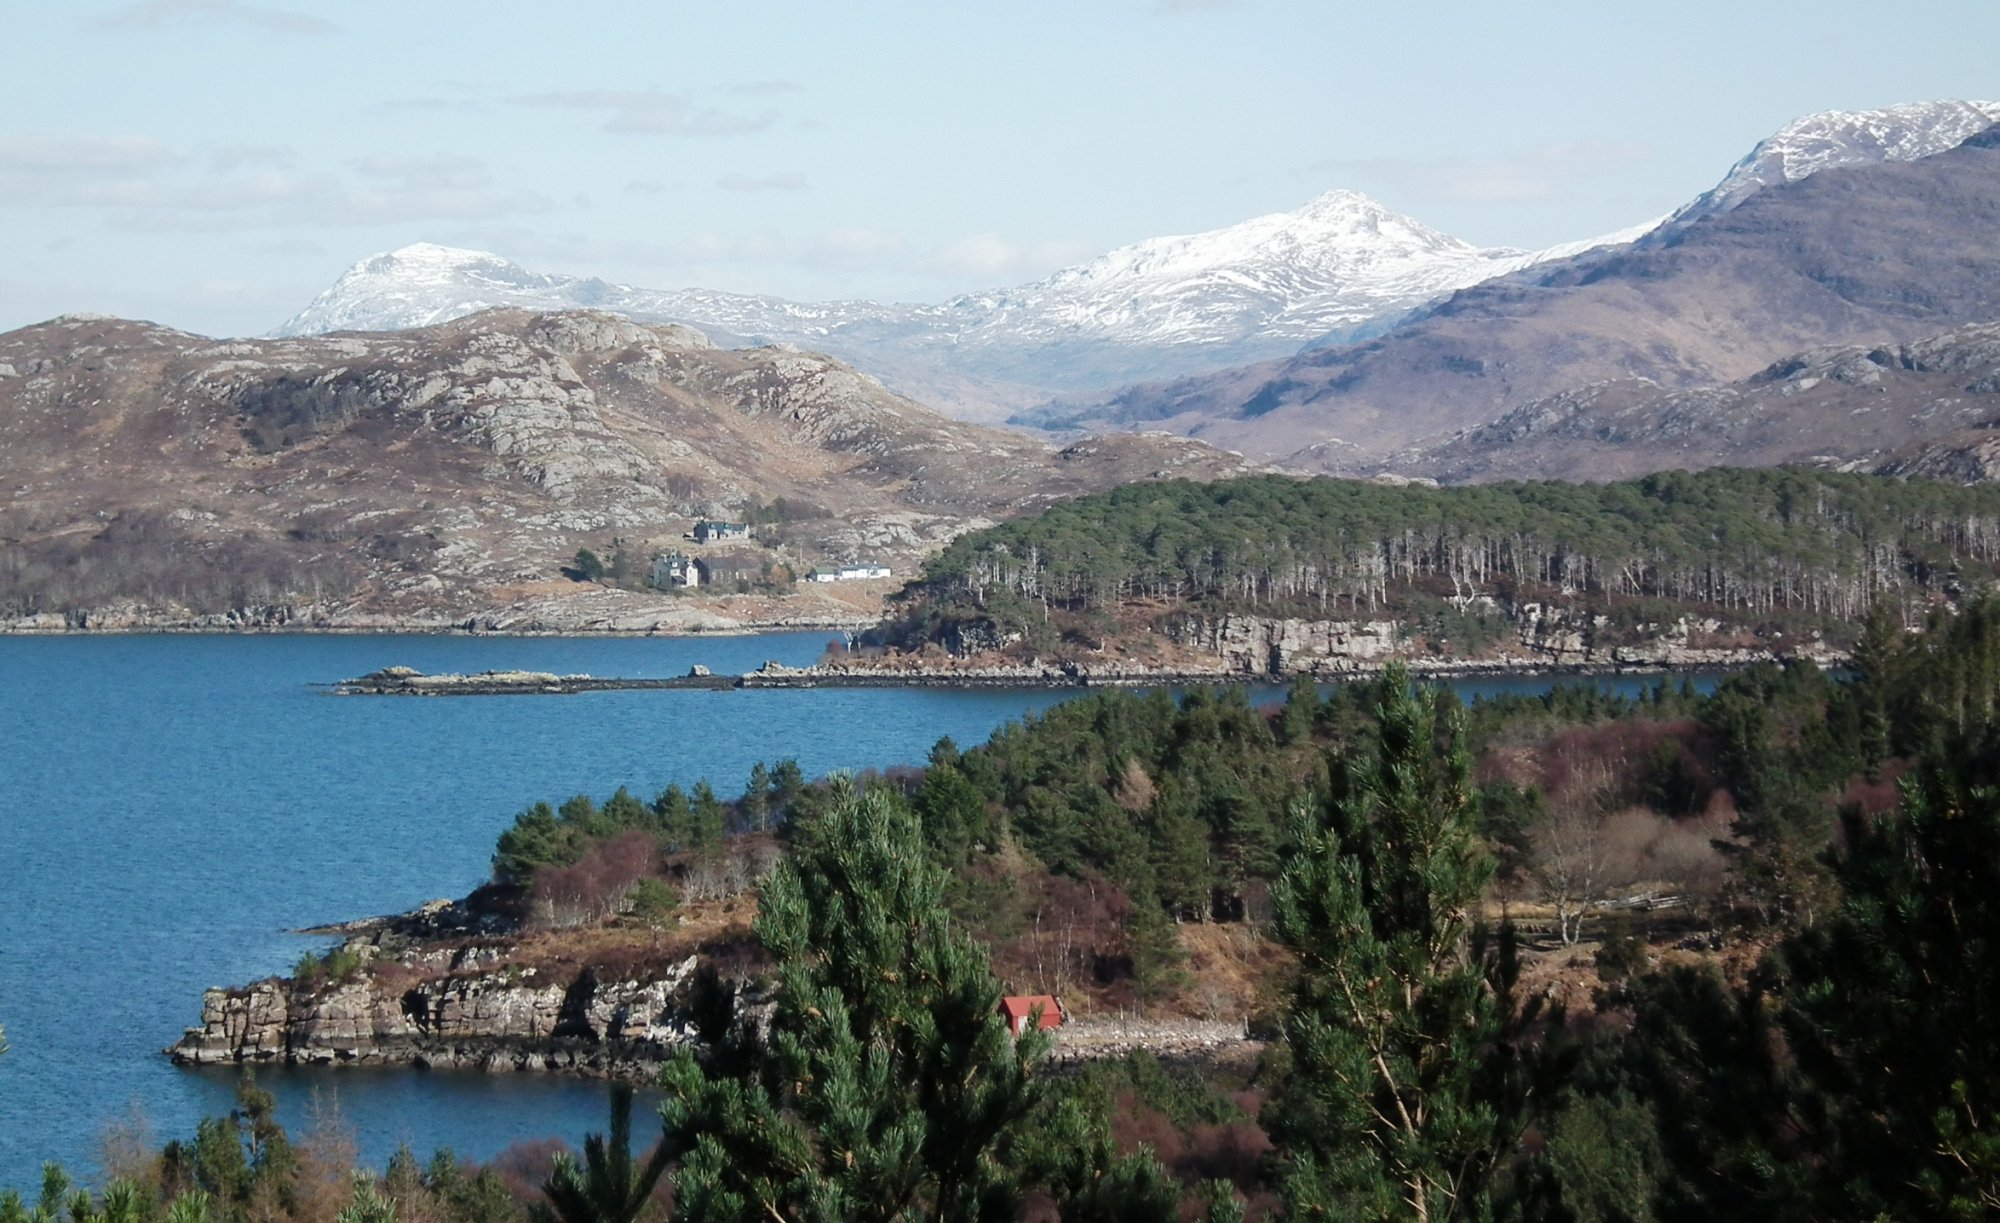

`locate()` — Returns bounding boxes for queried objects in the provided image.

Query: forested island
[864,468,2000,675]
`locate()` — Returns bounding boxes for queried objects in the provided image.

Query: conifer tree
[1781,737,2000,1218]
[535,1086,669,1223]
[1265,664,1536,1222]
[659,785,1173,1221]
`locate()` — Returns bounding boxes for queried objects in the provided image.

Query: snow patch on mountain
[1672,99,2000,223]
[272,100,2000,414]
[274,191,1646,398]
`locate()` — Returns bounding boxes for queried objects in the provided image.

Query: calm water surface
[0,633,1712,1189]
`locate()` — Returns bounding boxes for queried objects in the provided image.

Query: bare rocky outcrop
[0,310,1261,630]
[169,954,713,1076]
[1155,605,1839,676]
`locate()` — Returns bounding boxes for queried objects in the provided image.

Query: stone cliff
[1142,603,1835,677]
[168,952,712,1077]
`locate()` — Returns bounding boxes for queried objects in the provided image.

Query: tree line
[887,469,2000,647]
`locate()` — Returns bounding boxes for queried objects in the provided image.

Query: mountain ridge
[1033,119,2000,468]
[0,308,1260,629]
[273,192,1652,420]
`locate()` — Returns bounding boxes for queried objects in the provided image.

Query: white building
[650,553,701,588]
[808,563,892,583]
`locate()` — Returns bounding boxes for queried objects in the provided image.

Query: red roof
[998,995,1064,1031]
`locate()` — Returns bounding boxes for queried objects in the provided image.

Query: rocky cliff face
[169,951,712,1076]
[1162,605,1835,675]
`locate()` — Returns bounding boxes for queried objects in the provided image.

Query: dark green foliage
[234,374,383,453]
[1779,739,2000,1219]
[1068,1050,1249,1131]
[625,877,679,927]
[658,786,1173,1221]
[896,470,2000,642]
[1588,964,1813,1223]
[533,1086,670,1223]
[291,944,368,991]
[159,1077,296,1221]
[1265,665,1543,1220]
[572,549,606,583]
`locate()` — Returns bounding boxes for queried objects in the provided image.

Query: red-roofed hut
[998,994,1066,1035]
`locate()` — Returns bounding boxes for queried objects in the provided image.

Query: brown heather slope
[1379,322,2000,483]
[1029,124,2000,472]
[0,309,1259,629]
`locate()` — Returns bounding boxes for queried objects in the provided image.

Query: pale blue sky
[3,0,1995,337]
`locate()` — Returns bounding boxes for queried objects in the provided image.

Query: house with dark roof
[650,552,701,588]
[693,520,751,544]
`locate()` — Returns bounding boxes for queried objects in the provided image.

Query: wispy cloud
[93,0,338,36]
[0,135,548,228]
[717,172,809,193]
[515,90,779,137]
[1306,140,1655,204]
[0,135,179,179]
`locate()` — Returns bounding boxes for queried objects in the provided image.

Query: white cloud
[0,135,549,228]
[515,90,779,137]
[0,135,178,177]
[93,0,338,35]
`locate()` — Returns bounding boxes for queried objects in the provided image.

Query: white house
[808,563,892,583]
[650,552,701,588]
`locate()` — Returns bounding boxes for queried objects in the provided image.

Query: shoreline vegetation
[86,598,2000,1218]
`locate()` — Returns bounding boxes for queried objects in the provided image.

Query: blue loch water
[0,632,1715,1189]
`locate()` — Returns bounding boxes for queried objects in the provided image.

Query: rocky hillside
[1382,323,2000,483]
[1031,122,2000,470]
[0,310,1256,630]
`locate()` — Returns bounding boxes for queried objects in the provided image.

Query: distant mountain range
[1028,106,2000,472]
[275,101,1998,433]
[264,99,2000,489]
[274,202,1650,423]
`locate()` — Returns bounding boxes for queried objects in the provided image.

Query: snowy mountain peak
[364,243,514,275]
[272,184,1648,406]
[1674,99,2000,223]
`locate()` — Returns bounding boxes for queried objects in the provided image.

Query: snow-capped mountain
[273,101,2000,421]
[931,190,1648,349]
[1670,99,2000,223]
[273,192,1649,416]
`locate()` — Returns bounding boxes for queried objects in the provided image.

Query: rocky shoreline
[167,897,1261,1079]
[331,636,1841,697]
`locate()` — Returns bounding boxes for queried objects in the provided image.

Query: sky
[2,0,1996,338]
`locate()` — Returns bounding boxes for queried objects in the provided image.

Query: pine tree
[1265,664,1536,1222]
[534,1086,670,1223]
[659,785,1172,1221]
[1781,737,2000,1218]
